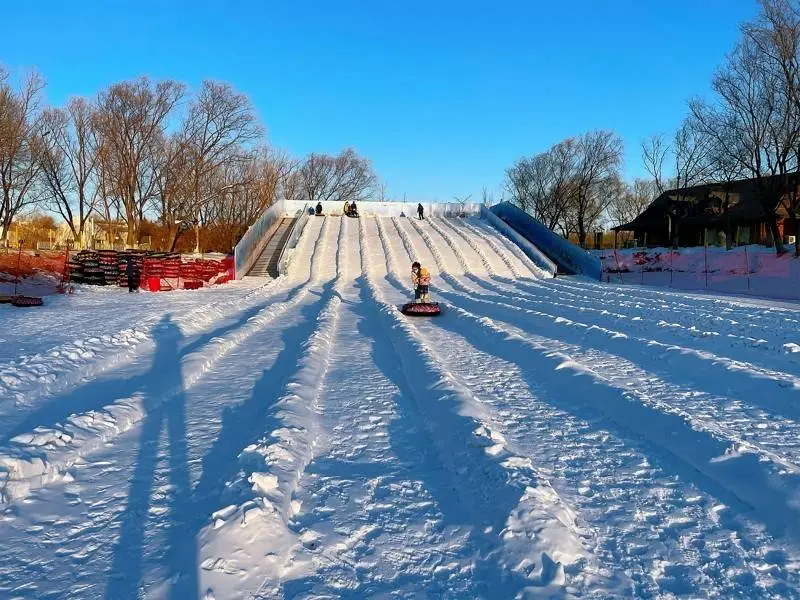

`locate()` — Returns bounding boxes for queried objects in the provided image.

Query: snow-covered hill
[1,215,799,598]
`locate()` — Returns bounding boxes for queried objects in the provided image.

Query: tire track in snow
[411,216,472,275]
[0,218,335,503]
[423,215,543,301]
[0,219,343,597]
[430,215,502,277]
[463,215,547,279]
[427,268,800,470]
[421,322,791,598]
[520,271,800,353]
[474,272,800,379]
[270,217,477,596]
[451,217,528,279]
[391,217,800,481]
[434,273,800,423]
[545,275,800,334]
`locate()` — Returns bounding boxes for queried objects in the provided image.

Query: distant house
[614,176,797,247]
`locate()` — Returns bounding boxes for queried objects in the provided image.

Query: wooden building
[614,176,797,247]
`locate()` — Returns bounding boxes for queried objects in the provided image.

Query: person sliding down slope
[411,261,431,303]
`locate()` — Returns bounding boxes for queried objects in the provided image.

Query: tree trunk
[672,218,679,249]
[792,214,800,257]
[126,221,136,248]
[724,192,732,250]
[766,215,785,254]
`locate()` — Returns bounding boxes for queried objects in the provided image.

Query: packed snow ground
[2,215,800,599]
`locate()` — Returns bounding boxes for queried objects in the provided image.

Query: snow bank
[599,245,800,302]
[0,271,61,297]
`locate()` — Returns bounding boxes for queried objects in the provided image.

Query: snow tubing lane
[401,302,442,316]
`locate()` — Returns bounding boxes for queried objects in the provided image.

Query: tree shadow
[430,286,800,543]
[304,277,533,597]
[188,279,334,527]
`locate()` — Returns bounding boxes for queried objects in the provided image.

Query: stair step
[245,217,298,278]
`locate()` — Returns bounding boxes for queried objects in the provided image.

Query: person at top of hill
[417,203,424,220]
[315,201,323,216]
[349,200,359,217]
[343,201,350,216]
[411,261,431,303]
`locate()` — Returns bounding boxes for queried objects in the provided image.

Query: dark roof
[613,175,790,232]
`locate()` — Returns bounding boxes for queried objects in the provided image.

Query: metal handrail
[277,204,310,276]
[233,200,284,278]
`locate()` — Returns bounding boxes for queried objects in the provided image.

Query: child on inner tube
[411,261,431,303]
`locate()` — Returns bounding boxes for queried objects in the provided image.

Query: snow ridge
[437,290,800,542]
[433,215,500,277]
[460,217,543,279]
[0,276,286,429]
[199,218,344,598]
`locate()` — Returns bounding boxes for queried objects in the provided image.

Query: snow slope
[1,215,800,599]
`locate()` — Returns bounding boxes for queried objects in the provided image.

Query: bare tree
[692,33,795,254]
[153,134,194,244]
[93,77,184,246]
[481,185,494,206]
[569,130,624,247]
[179,81,262,228]
[668,119,714,246]
[607,178,657,230]
[505,139,577,231]
[695,112,746,248]
[743,0,800,254]
[38,98,99,247]
[297,148,376,204]
[258,147,299,204]
[0,70,45,245]
[641,134,669,195]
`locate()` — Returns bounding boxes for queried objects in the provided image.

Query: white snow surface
[1,215,800,599]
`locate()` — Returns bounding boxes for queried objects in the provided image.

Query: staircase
[246,217,297,278]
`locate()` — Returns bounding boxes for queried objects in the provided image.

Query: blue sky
[2,0,757,201]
